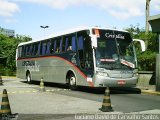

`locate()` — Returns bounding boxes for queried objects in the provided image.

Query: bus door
[77,31,94,76]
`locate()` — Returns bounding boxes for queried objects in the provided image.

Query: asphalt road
[43,83,160,113]
[0,77,160,120]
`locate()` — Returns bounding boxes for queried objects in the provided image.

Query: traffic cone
[1,89,11,115]
[40,77,45,92]
[99,87,113,112]
[0,75,3,85]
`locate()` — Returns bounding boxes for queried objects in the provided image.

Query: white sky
[0,0,160,39]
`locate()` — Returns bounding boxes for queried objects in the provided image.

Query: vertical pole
[145,0,151,33]
[159,34,160,54]
[156,34,160,92]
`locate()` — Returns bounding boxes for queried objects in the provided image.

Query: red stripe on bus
[88,81,94,87]
[17,56,94,87]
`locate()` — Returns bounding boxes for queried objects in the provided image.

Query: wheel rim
[70,76,76,86]
[27,75,31,82]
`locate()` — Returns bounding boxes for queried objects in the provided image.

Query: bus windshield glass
[95,29,136,70]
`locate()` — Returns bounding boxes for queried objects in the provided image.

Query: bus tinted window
[46,40,51,54]
[41,40,51,55]
[64,34,75,52]
[61,38,65,52]
[50,38,55,54]
[77,30,93,69]
[54,40,57,53]
[25,45,29,56]
[42,42,47,55]
[32,42,39,56]
[60,38,62,53]
[78,36,84,50]
[55,37,61,53]
[29,44,33,56]
[22,46,25,57]
[65,38,69,51]
[37,42,41,55]
[18,47,22,58]
[72,36,76,52]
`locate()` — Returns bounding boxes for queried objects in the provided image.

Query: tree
[0,34,31,70]
[125,25,158,71]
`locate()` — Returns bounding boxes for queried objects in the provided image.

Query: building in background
[0,26,15,37]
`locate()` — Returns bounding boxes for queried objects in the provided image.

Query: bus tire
[26,72,32,84]
[68,74,77,90]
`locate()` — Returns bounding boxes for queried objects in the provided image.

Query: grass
[0,67,16,76]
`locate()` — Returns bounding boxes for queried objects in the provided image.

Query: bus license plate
[118,80,126,85]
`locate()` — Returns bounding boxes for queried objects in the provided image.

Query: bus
[16,27,145,90]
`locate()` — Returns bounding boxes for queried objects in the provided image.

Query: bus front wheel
[26,72,32,84]
[69,74,77,90]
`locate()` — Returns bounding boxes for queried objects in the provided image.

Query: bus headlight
[133,73,139,77]
[97,72,109,77]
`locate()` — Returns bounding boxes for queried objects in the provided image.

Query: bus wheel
[69,74,77,90]
[26,72,32,84]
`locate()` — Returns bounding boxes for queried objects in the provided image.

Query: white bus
[16,27,145,90]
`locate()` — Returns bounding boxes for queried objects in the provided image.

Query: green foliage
[0,34,31,71]
[125,25,158,71]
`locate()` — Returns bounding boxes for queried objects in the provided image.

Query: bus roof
[18,26,129,47]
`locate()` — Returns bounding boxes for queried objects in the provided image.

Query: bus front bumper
[93,75,138,87]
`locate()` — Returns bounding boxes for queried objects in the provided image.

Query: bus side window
[77,30,93,69]
[42,42,47,55]
[78,36,84,50]
[24,46,28,57]
[32,42,39,56]
[29,44,33,56]
[37,42,41,55]
[72,36,77,52]
[59,37,65,53]
[50,38,54,54]
[55,38,60,53]
[78,36,84,67]
[25,45,30,56]
[62,37,65,52]
[22,46,25,57]
[54,40,57,53]
[32,44,36,56]
[59,38,62,53]
[18,47,22,58]
[84,36,93,69]
[46,40,50,54]
[65,38,68,51]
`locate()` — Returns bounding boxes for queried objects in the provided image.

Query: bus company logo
[105,33,125,39]
[23,61,40,72]
[22,61,35,66]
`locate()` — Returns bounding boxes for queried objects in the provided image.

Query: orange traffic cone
[99,87,113,112]
[1,89,11,115]
[0,89,18,119]
[40,77,45,92]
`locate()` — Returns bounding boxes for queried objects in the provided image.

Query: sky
[0,0,160,40]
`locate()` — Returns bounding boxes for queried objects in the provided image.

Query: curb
[0,89,70,96]
[2,76,16,78]
[141,90,160,96]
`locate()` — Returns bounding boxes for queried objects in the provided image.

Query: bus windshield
[95,29,136,70]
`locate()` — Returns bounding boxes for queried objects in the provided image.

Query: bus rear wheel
[26,72,32,84]
[68,74,77,90]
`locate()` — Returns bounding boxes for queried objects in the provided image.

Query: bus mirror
[92,35,97,48]
[133,39,146,52]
